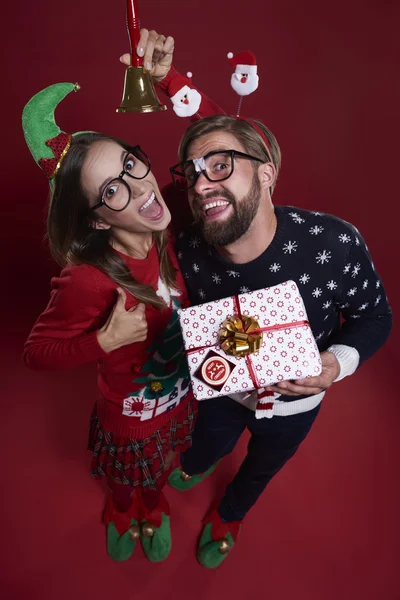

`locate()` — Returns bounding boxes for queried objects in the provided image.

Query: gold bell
[128,524,140,540]
[218,538,231,554]
[141,522,155,538]
[117,66,167,114]
[180,471,193,482]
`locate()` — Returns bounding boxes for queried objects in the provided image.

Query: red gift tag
[194,350,236,392]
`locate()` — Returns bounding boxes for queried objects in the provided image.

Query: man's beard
[192,171,261,246]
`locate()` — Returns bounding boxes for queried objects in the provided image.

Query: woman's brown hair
[48,132,177,309]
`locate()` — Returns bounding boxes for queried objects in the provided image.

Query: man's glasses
[91,146,151,212]
[170,149,264,189]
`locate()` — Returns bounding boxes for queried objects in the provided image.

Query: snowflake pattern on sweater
[175,206,392,365]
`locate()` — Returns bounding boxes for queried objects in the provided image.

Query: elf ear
[258,161,276,191]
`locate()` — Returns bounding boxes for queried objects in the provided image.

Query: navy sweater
[175,206,392,366]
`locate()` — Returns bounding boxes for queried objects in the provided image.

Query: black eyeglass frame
[90,145,151,212]
[170,149,264,189]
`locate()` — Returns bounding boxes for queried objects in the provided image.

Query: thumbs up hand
[97,288,148,353]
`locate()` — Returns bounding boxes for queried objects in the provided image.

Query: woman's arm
[24,265,149,371]
[24,265,110,370]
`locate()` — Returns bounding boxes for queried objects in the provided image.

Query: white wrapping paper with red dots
[178,280,322,401]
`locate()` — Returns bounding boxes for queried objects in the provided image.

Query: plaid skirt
[88,397,198,491]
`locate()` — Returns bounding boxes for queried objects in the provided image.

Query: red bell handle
[126,0,142,68]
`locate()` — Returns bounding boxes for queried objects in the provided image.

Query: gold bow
[218,315,263,357]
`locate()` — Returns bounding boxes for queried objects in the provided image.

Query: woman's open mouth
[139,191,164,220]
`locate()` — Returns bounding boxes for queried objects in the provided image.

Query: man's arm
[327,229,392,364]
[157,66,227,120]
[119,29,226,121]
[267,227,392,397]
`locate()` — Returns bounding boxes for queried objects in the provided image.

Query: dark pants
[181,396,321,521]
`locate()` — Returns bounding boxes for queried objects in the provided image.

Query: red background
[1,1,399,599]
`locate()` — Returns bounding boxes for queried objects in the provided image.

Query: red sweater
[24,68,223,439]
[24,240,192,438]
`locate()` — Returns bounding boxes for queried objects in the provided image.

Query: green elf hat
[22,82,80,180]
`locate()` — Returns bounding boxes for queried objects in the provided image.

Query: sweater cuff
[156,66,179,94]
[78,330,108,361]
[327,344,360,382]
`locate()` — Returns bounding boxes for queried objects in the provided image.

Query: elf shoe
[103,491,142,562]
[140,492,172,562]
[168,460,221,492]
[197,506,242,569]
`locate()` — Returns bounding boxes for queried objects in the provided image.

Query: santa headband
[226,50,270,151]
[236,118,271,153]
[167,50,271,154]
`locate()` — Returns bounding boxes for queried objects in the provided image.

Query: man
[166,114,392,568]
[120,33,391,567]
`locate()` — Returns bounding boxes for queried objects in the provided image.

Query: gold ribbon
[218,315,263,357]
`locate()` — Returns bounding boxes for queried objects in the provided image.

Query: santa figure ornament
[168,72,202,118]
[228,50,259,116]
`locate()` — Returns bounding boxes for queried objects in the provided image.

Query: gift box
[178,280,322,401]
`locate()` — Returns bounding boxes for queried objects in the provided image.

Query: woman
[23,31,198,564]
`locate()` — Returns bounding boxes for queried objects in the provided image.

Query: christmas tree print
[131,298,190,400]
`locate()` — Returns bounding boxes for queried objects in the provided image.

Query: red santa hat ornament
[168,72,202,118]
[228,50,259,116]
[227,51,258,77]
